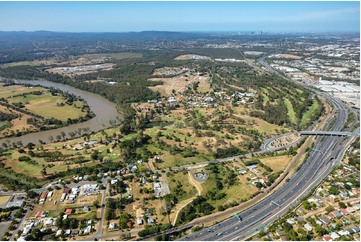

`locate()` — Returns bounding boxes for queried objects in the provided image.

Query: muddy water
[0,79,120,146]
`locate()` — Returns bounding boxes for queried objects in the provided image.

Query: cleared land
[0,83,43,99]
[0,84,88,121]
[0,103,37,138]
[9,94,86,121]
[46,63,115,77]
[0,195,11,206]
[260,155,292,173]
[149,69,211,96]
[275,54,302,59]
[174,54,211,60]
[1,52,142,68]
[80,52,142,60]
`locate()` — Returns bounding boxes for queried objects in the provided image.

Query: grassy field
[9,93,86,121]
[155,153,212,169]
[284,99,297,124]
[168,171,197,202]
[0,83,43,98]
[0,195,11,206]
[1,125,122,179]
[4,142,102,178]
[261,88,270,105]
[260,155,292,173]
[300,99,320,127]
[201,167,258,208]
[239,114,288,135]
[0,84,88,121]
[149,71,211,96]
[0,104,38,138]
[0,121,8,130]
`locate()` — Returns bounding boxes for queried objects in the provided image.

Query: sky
[0,1,359,33]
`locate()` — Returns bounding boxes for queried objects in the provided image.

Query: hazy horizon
[0,30,360,34]
[0,1,359,33]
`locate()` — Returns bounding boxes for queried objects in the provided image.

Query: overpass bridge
[299,131,353,137]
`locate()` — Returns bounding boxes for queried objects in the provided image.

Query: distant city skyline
[0,1,359,33]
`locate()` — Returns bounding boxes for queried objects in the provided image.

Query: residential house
[352,227,360,233]
[136,218,143,225]
[84,225,92,234]
[340,209,349,216]
[64,209,73,215]
[286,218,296,225]
[338,230,349,236]
[323,235,332,241]
[60,193,66,202]
[147,218,155,224]
[327,213,336,220]
[39,192,48,204]
[276,229,285,237]
[109,223,116,230]
[238,169,247,175]
[339,192,348,199]
[55,229,62,237]
[316,220,323,226]
[35,211,42,218]
[304,224,313,231]
[319,216,331,225]
[167,96,178,106]
[332,210,342,218]
[330,232,340,240]
[64,229,71,236]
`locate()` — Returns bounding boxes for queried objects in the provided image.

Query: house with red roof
[328,213,336,220]
[323,235,332,241]
[340,209,349,216]
[64,209,73,215]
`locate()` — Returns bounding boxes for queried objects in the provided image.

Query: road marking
[271,201,281,207]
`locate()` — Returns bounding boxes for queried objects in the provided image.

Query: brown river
[0,79,120,146]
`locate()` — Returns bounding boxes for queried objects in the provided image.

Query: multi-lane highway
[178,56,359,241]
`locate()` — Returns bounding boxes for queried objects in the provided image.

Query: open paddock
[260,155,292,173]
[0,195,11,206]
